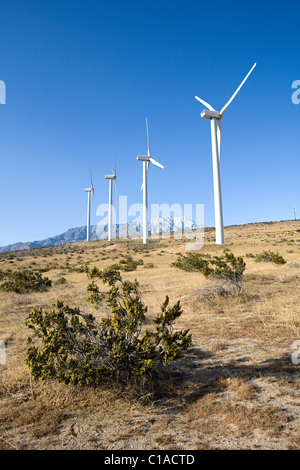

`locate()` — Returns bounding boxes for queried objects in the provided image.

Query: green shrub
[0,270,52,293]
[25,266,191,387]
[254,250,286,265]
[173,251,246,294]
[111,255,144,272]
[172,253,209,272]
[144,262,155,269]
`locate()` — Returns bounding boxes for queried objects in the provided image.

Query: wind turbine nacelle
[105,175,113,179]
[137,155,150,162]
[201,110,221,120]
[84,188,91,192]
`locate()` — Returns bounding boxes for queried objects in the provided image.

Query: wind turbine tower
[294,206,297,221]
[137,118,164,244]
[195,63,256,245]
[105,154,117,241]
[84,171,95,242]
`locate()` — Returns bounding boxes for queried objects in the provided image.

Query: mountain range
[0,217,201,252]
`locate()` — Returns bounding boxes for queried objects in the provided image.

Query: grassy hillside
[0,220,300,450]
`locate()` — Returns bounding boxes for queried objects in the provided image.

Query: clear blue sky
[0,0,299,246]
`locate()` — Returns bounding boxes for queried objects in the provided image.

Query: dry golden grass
[0,220,300,450]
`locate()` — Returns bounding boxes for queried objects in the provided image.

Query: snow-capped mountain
[149,216,199,234]
[0,216,201,252]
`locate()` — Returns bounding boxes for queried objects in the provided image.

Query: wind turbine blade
[146,117,151,156]
[220,62,257,116]
[90,168,94,190]
[195,96,215,111]
[114,153,116,177]
[149,157,164,169]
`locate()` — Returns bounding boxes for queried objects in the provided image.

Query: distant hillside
[0,217,200,252]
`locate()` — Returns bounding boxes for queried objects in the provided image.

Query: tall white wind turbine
[137,118,164,244]
[195,62,257,245]
[105,154,117,241]
[84,170,95,242]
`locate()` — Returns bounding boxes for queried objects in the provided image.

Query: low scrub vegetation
[253,250,286,265]
[144,262,155,269]
[25,266,192,388]
[0,270,52,293]
[55,276,67,285]
[110,255,144,272]
[246,250,286,264]
[172,251,246,294]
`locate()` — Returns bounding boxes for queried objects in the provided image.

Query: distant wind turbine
[137,118,164,244]
[195,62,257,245]
[84,170,95,242]
[105,154,117,241]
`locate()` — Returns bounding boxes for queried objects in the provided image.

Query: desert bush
[144,262,155,269]
[0,270,51,293]
[110,255,144,272]
[38,267,51,273]
[172,252,209,272]
[173,252,246,294]
[25,266,191,387]
[207,252,246,290]
[56,277,67,285]
[254,250,286,265]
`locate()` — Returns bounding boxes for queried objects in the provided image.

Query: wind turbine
[137,118,164,244]
[195,62,257,245]
[84,170,95,242]
[105,154,117,241]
